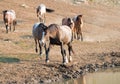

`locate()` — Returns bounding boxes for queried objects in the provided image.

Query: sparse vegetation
[88,0,120,7]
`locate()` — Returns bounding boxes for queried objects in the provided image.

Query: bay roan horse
[3,10,17,33]
[36,4,54,23]
[32,23,47,56]
[40,24,74,64]
[73,15,83,41]
[62,17,75,41]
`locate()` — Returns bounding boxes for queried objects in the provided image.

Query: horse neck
[47,27,59,38]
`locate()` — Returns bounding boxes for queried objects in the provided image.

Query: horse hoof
[46,60,50,63]
[40,52,43,56]
[63,60,68,65]
[63,62,68,65]
[69,57,72,62]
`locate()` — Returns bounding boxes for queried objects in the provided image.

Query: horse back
[32,23,45,40]
[48,24,72,45]
[3,10,16,23]
[59,25,72,44]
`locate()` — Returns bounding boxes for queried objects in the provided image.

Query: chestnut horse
[3,10,17,33]
[40,24,74,64]
[73,15,83,41]
[62,17,75,41]
[36,4,54,23]
[32,23,47,55]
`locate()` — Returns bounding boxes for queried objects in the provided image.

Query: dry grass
[0,0,120,83]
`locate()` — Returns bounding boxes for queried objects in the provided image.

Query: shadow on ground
[0,56,20,63]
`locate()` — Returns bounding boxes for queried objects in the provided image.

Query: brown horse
[73,15,83,41]
[36,4,54,23]
[32,22,47,56]
[3,10,17,33]
[40,24,74,64]
[62,17,75,41]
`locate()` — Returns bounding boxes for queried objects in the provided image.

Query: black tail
[46,8,54,13]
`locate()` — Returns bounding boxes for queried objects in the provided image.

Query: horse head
[40,24,60,46]
[76,14,83,24]
[37,23,48,46]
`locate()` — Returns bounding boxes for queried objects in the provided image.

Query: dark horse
[32,22,47,55]
[3,10,17,33]
[40,24,74,64]
[36,4,54,23]
[73,15,83,41]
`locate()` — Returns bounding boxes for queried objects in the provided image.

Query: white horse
[36,4,54,23]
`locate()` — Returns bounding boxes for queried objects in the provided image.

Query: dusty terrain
[0,0,120,83]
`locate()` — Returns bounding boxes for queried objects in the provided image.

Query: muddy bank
[0,52,119,84]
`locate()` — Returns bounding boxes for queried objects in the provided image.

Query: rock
[20,4,29,8]
[62,74,72,79]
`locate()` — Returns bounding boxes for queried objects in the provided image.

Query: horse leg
[43,14,46,23]
[71,31,74,41]
[35,39,38,53]
[5,24,8,33]
[74,28,77,39]
[13,25,15,32]
[13,21,16,32]
[80,31,83,41]
[45,44,51,63]
[38,40,42,56]
[78,27,83,41]
[68,43,74,62]
[60,44,68,64]
[9,23,11,32]
[77,32,80,40]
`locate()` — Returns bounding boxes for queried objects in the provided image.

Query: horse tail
[46,8,54,13]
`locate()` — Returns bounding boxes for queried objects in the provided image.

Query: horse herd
[3,4,83,65]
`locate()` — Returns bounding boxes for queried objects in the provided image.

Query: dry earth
[0,0,120,83]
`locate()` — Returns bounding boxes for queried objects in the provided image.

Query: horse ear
[3,10,7,14]
[67,18,73,26]
[79,15,83,17]
[67,18,71,22]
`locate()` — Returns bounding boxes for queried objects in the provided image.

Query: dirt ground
[0,0,120,83]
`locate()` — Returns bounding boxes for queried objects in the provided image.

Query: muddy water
[55,68,120,84]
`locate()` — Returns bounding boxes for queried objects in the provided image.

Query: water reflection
[55,68,120,84]
[83,71,120,84]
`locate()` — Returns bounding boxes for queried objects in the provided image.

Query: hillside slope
[0,0,120,83]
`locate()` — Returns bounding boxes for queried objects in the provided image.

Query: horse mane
[76,15,83,24]
[38,23,47,30]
